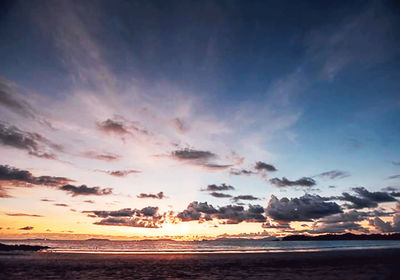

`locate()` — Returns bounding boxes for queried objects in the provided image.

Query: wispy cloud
[315,170,350,180]
[0,123,62,159]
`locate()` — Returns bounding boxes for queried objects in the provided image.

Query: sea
[2,239,400,254]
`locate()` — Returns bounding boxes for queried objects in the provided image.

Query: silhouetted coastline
[0,243,49,252]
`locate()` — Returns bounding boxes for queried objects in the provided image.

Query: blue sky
[0,0,399,238]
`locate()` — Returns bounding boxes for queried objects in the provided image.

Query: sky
[0,0,400,240]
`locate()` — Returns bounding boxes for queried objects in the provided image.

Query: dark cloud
[201,183,235,192]
[229,168,255,176]
[19,226,34,230]
[85,207,159,218]
[172,148,215,161]
[137,192,166,199]
[0,123,61,159]
[61,184,112,196]
[85,208,136,218]
[266,194,342,222]
[86,206,162,228]
[6,213,43,217]
[255,161,277,172]
[381,187,400,197]
[210,192,232,198]
[177,201,266,224]
[0,165,112,197]
[0,165,73,187]
[353,187,397,203]
[177,201,218,221]
[141,206,159,216]
[387,174,400,180]
[54,203,69,207]
[336,187,397,209]
[170,148,232,171]
[96,169,141,177]
[392,161,400,166]
[317,210,367,224]
[232,195,260,202]
[269,177,316,187]
[83,151,121,162]
[216,204,266,224]
[315,170,350,179]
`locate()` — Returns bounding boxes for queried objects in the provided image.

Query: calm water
[2,239,400,254]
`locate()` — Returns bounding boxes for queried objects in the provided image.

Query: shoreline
[1,248,399,279]
[40,244,400,255]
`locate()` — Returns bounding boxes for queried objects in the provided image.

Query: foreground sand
[1,248,400,279]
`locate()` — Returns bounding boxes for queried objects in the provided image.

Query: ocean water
[2,239,400,254]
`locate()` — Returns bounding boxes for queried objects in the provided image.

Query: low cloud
[177,201,266,224]
[336,187,397,209]
[86,206,163,228]
[266,194,342,222]
[94,217,160,228]
[137,192,166,199]
[269,177,316,187]
[308,221,369,234]
[369,215,400,233]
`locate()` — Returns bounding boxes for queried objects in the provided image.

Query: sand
[1,248,400,279]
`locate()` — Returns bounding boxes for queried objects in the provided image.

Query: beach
[1,248,400,279]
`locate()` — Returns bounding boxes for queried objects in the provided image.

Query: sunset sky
[0,0,400,239]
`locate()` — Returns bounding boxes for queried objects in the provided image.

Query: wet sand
[1,248,400,279]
